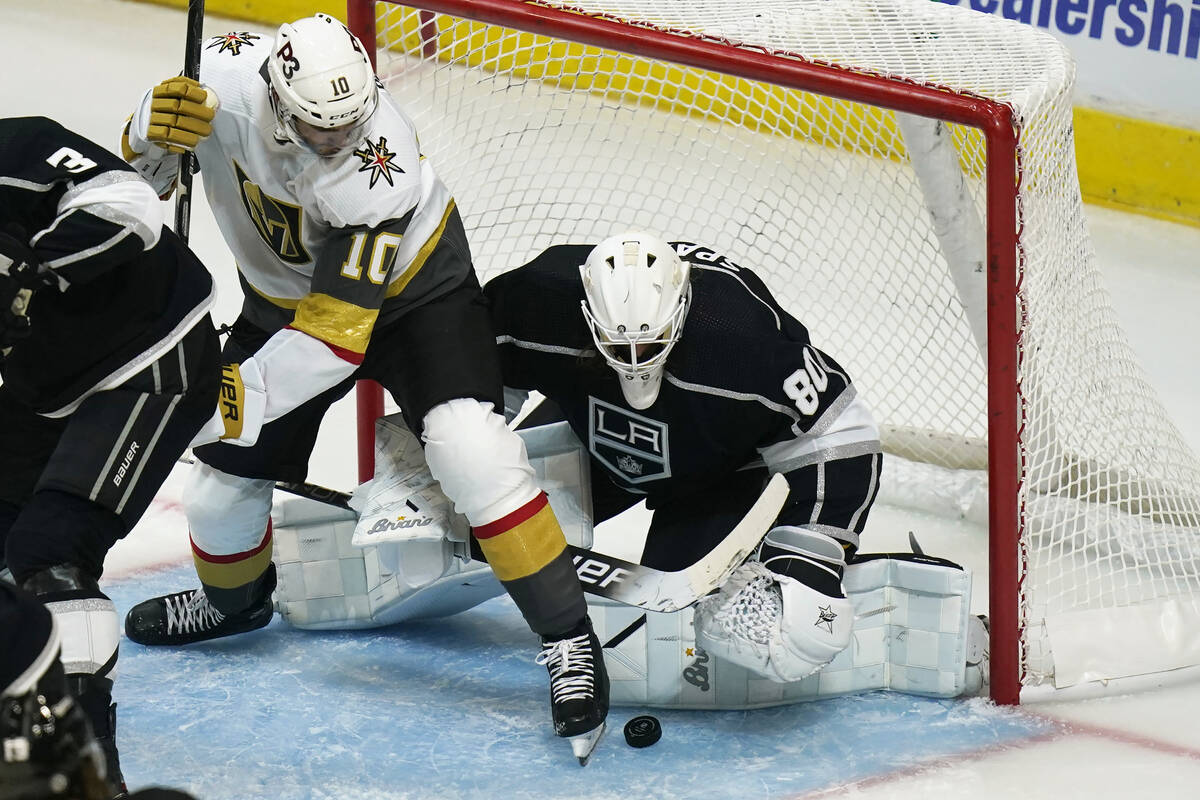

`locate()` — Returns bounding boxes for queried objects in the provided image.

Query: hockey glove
[191,360,268,448]
[143,76,218,154]
[0,232,55,357]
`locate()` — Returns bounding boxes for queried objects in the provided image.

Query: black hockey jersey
[0,117,214,415]
[485,243,882,538]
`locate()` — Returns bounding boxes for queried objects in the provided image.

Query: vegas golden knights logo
[234,160,311,264]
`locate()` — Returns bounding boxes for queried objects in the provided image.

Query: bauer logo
[112,441,140,487]
[587,397,670,484]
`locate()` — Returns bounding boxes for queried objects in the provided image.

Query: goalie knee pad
[421,398,539,526]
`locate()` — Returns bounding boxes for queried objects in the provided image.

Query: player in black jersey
[1,582,199,800]
[0,116,221,798]
[485,231,883,683]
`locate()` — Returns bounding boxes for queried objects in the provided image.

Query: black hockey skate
[124,564,276,646]
[535,615,609,766]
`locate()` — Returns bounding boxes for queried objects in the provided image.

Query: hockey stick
[274,472,789,612]
[173,0,205,242]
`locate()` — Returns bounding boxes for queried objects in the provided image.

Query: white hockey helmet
[580,231,691,410]
[266,13,378,156]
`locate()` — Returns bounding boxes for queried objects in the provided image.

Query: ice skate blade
[569,721,606,766]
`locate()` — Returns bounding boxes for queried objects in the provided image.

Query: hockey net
[347,0,1200,703]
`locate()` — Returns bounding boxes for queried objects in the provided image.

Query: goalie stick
[274,472,789,612]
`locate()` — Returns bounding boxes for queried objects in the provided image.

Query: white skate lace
[711,561,782,645]
[535,633,596,703]
[164,590,226,635]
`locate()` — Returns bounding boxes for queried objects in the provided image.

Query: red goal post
[346,0,1200,705]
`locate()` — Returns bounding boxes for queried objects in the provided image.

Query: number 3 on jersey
[783,347,829,416]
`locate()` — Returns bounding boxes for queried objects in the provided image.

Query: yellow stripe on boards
[1075,107,1200,227]
[138,1,1200,227]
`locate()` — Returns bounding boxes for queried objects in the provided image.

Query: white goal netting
[356,0,1200,698]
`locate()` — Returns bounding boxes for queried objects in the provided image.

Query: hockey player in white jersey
[485,232,883,684]
[117,15,604,758]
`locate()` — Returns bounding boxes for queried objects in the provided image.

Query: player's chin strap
[591,550,987,708]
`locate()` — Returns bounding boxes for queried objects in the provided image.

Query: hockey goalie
[269,234,987,714]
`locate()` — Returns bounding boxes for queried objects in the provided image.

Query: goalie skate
[535,616,609,765]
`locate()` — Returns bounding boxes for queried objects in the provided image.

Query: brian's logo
[207,32,261,55]
[353,136,405,189]
[587,397,669,484]
[234,160,311,264]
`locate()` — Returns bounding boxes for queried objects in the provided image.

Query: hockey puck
[623,715,662,748]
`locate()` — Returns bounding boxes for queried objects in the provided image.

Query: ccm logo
[573,555,632,588]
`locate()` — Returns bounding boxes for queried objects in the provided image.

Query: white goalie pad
[272,492,504,629]
[273,417,594,630]
[591,553,981,709]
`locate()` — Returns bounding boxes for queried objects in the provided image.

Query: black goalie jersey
[0,116,214,415]
[485,242,883,547]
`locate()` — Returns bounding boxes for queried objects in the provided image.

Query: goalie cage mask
[579,231,691,410]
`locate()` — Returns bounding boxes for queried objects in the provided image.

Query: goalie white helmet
[579,232,691,410]
[266,13,378,156]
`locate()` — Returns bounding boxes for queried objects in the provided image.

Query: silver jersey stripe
[807,385,857,439]
[496,334,595,358]
[810,461,826,524]
[846,452,881,533]
[89,393,148,502]
[765,440,883,476]
[690,263,781,330]
[0,176,56,192]
[42,282,214,418]
[42,227,134,270]
[663,372,801,422]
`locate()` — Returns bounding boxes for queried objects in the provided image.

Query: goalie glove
[192,360,268,448]
[694,527,854,683]
[0,232,56,357]
[125,76,218,157]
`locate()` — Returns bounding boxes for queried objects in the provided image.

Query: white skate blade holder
[569,721,607,766]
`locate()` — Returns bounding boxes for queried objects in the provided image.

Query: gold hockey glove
[145,76,218,154]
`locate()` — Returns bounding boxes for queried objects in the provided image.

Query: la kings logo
[587,397,670,484]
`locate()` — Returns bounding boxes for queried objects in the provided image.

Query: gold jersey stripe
[290,293,380,355]
[385,199,457,299]
[475,502,568,582]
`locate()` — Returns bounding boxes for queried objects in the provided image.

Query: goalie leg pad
[272,493,503,629]
[608,552,975,709]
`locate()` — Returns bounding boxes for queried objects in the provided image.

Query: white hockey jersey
[122,31,477,431]
[124,31,470,354]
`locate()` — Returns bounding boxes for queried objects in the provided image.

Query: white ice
[3,1,1200,798]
